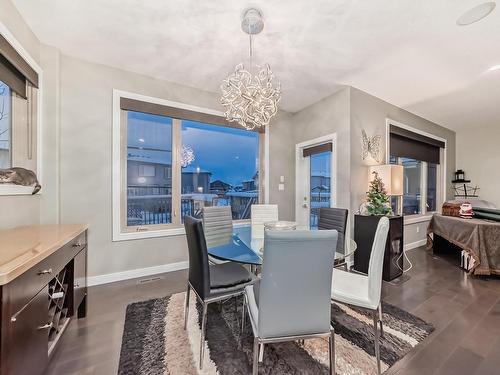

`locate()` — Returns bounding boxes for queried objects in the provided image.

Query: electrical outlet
[278,183,285,191]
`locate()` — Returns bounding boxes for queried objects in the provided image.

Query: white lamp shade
[369,164,404,196]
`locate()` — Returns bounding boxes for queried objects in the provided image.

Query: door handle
[37,268,53,275]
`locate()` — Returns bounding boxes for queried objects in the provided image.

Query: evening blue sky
[128,112,259,187]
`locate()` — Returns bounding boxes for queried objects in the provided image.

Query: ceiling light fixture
[457,2,496,26]
[220,8,281,131]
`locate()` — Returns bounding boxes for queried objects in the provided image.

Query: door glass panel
[126,111,173,226]
[310,151,331,229]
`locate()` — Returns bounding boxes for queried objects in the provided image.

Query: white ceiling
[12,0,500,130]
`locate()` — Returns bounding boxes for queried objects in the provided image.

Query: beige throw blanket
[427,214,500,276]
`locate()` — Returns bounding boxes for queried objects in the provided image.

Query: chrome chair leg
[378,304,384,337]
[252,337,259,375]
[329,327,335,375]
[184,285,190,330]
[241,297,246,333]
[372,310,381,375]
[199,303,208,370]
[259,343,265,362]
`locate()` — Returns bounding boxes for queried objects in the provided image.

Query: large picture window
[388,122,445,217]
[114,92,264,239]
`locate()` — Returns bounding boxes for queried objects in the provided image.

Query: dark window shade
[389,125,444,164]
[303,142,332,157]
[0,54,25,98]
[390,125,445,148]
[0,34,38,95]
[120,97,264,133]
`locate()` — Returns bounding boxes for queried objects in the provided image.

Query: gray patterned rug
[118,292,433,374]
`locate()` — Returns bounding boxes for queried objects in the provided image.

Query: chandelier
[180,145,195,168]
[220,8,281,131]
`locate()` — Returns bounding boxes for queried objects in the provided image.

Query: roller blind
[0,34,39,98]
[120,97,264,133]
[303,142,332,157]
[389,125,444,164]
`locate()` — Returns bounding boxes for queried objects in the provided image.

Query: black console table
[353,215,404,281]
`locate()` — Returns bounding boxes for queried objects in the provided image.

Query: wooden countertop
[0,224,87,285]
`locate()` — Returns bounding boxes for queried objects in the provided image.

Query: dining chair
[243,229,338,375]
[202,205,233,264]
[184,216,256,369]
[330,216,389,375]
[318,207,348,254]
[250,204,278,239]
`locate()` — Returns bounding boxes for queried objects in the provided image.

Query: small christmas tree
[366,171,393,216]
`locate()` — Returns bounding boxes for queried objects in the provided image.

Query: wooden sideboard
[0,224,88,375]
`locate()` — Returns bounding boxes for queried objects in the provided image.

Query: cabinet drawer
[8,231,87,314]
[8,287,49,375]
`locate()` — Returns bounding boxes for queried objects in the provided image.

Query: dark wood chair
[183,215,256,369]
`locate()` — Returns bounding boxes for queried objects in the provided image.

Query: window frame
[112,89,269,241]
[385,119,446,223]
[0,23,43,196]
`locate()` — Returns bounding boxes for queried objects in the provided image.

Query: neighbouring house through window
[116,94,263,237]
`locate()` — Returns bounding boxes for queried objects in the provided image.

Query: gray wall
[268,111,295,221]
[456,125,500,208]
[290,88,351,215]
[349,87,456,244]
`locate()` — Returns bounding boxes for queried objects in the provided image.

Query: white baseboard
[404,239,427,251]
[87,261,188,287]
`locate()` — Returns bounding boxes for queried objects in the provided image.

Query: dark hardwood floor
[44,247,500,375]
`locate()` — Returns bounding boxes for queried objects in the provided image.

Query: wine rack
[47,265,71,354]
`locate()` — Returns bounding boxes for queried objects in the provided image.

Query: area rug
[118,292,434,374]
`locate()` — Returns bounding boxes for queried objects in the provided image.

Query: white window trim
[0,21,43,196]
[112,89,269,241]
[385,118,447,221]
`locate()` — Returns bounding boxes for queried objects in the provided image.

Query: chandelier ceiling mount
[220,8,281,131]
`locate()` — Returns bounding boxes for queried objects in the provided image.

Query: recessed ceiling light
[488,64,500,71]
[457,2,496,26]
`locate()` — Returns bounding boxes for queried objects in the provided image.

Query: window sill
[112,219,252,242]
[0,185,39,196]
[404,214,435,225]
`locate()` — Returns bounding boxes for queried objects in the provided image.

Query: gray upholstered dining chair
[331,216,390,375]
[202,206,233,264]
[243,229,338,375]
[318,207,348,254]
[183,216,256,369]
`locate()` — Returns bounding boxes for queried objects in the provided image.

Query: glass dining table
[207,224,357,267]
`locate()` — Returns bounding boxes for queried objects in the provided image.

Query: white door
[295,134,336,229]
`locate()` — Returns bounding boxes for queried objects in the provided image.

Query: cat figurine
[0,167,41,194]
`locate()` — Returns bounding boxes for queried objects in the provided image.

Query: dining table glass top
[207,224,357,266]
